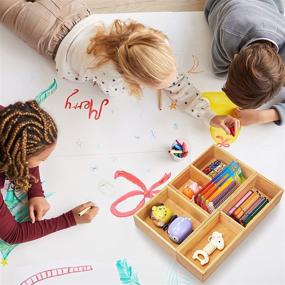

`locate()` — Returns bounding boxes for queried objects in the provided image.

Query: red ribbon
[216,135,230,148]
[110,170,171,217]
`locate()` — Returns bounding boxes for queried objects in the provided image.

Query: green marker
[243,198,268,226]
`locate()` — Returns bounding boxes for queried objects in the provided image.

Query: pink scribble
[20,265,93,285]
[65,88,109,120]
[216,135,230,147]
[110,171,171,218]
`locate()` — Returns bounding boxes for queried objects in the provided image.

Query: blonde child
[0,0,239,134]
[0,101,98,244]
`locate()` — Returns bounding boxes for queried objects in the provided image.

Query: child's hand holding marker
[210,115,240,136]
[73,202,99,224]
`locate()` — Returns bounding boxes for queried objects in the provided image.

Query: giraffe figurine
[192,231,225,266]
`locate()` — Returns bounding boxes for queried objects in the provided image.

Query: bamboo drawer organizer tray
[134,145,283,281]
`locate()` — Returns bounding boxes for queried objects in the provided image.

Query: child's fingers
[221,121,230,135]
[83,206,100,223]
[88,206,99,217]
[235,119,240,131]
[36,209,44,221]
[76,201,96,213]
[29,206,36,224]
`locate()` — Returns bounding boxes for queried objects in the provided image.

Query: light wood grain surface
[86,0,285,13]
[86,0,206,13]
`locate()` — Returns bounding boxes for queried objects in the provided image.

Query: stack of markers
[202,160,226,178]
[227,190,269,226]
[195,161,244,213]
[169,140,189,159]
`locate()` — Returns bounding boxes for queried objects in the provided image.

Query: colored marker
[240,197,266,224]
[233,192,260,220]
[78,206,92,217]
[243,199,269,226]
[229,126,235,136]
[169,150,183,154]
[227,190,253,216]
[196,162,235,205]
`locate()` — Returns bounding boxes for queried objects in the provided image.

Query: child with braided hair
[0,101,99,245]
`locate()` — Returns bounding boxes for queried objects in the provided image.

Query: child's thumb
[29,206,36,224]
[221,122,230,135]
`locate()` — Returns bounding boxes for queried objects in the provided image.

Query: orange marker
[233,192,260,220]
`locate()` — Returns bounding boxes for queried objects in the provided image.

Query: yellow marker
[207,177,234,203]
[78,206,92,217]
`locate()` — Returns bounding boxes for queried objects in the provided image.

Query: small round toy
[182,182,202,199]
[169,139,189,161]
[150,204,173,227]
[167,217,193,244]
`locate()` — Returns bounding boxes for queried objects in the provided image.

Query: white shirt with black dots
[163,73,215,125]
[55,15,128,97]
[55,15,215,124]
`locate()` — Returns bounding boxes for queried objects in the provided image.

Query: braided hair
[0,100,57,192]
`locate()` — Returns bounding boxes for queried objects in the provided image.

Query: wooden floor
[86,0,207,13]
[87,0,285,13]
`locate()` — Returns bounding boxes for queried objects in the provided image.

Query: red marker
[229,126,235,137]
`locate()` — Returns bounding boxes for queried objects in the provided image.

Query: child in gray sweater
[205,0,285,126]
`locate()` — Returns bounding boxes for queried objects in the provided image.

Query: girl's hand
[210,115,240,135]
[29,197,50,223]
[72,201,99,224]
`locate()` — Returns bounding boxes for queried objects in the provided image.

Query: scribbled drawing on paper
[150,130,156,139]
[35,79,58,105]
[64,88,109,120]
[110,171,171,217]
[169,101,177,110]
[173,123,179,130]
[20,265,93,285]
[97,180,116,196]
[215,135,230,148]
[187,55,202,74]
[167,263,192,285]
[116,259,140,285]
[0,184,52,266]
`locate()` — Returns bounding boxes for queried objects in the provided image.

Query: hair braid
[0,100,57,192]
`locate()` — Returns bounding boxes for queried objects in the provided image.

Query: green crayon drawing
[116,259,140,285]
[0,183,52,266]
[35,79,57,105]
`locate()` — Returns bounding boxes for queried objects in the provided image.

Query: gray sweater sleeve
[211,28,241,76]
[271,100,285,126]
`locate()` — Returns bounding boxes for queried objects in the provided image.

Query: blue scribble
[91,166,98,172]
[173,123,178,130]
[167,263,192,285]
[150,130,156,139]
[116,259,140,285]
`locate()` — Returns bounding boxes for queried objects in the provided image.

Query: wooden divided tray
[134,145,283,281]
